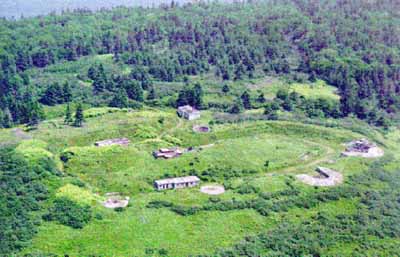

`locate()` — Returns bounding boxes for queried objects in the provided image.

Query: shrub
[43,197,92,229]
[147,200,173,209]
[237,184,260,194]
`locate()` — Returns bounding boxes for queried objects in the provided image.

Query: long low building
[154,176,200,190]
[95,138,130,147]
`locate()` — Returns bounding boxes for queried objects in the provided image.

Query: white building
[177,105,201,120]
[154,176,200,190]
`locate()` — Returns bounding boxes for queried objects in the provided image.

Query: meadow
[2,105,394,256]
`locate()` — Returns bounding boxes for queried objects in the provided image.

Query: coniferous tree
[73,104,84,127]
[192,83,203,109]
[241,91,252,109]
[63,82,72,103]
[230,97,244,114]
[222,84,230,94]
[87,65,98,81]
[64,104,73,124]
[93,64,108,93]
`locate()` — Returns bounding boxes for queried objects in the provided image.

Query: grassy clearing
[16,106,398,256]
[55,184,100,206]
[289,80,340,101]
[26,54,119,88]
[26,208,268,256]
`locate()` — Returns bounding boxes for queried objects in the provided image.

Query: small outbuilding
[95,138,130,147]
[153,147,184,159]
[154,176,200,190]
[177,105,200,120]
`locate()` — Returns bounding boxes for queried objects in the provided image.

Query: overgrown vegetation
[218,157,400,256]
[0,146,58,255]
[43,197,92,229]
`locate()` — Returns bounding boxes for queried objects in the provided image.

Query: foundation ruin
[102,192,130,209]
[153,147,184,159]
[341,138,384,158]
[193,125,211,133]
[200,185,225,195]
[296,167,343,187]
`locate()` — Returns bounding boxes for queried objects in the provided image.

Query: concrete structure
[177,105,200,120]
[341,138,384,158]
[200,185,225,195]
[296,167,343,187]
[102,193,130,209]
[154,176,200,190]
[193,125,211,133]
[95,138,130,147]
[153,147,184,159]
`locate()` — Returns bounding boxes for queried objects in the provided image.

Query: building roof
[178,105,199,114]
[155,176,200,185]
[95,138,130,146]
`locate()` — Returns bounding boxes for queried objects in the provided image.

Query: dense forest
[0,0,399,127]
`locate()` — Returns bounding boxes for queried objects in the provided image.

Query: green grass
[25,54,129,92]
[289,80,340,101]
[26,208,268,256]
[13,106,399,256]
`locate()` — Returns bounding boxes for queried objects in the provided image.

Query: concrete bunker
[296,167,343,187]
[341,138,384,158]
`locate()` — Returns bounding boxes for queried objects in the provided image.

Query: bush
[43,197,92,229]
[237,184,260,194]
[147,200,173,209]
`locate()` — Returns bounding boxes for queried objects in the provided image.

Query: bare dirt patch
[200,185,225,195]
[296,167,343,187]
